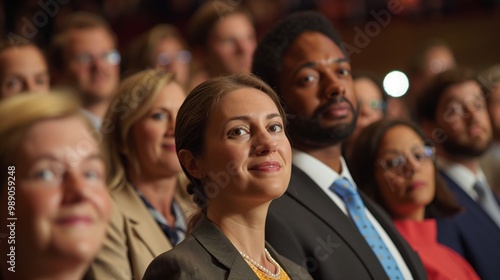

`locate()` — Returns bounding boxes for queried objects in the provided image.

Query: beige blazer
[88,176,196,280]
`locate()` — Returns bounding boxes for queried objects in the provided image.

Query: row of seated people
[1,9,500,280]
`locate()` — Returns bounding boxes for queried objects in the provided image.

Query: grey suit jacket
[143,216,313,280]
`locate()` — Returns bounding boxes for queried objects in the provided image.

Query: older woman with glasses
[348,119,479,280]
[0,93,111,280]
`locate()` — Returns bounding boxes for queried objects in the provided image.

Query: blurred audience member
[416,67,500,280]
[88,70,195,280]
[344,72,386,157]
[123,24,192,88]
[0,93,111,280]
[50,12,120,129]
[252,11,426,280]
[480,64,500,197]
[350,119,479,280]
[144,73,311,280]
[187,1,256,89]
[385,97,411,120]
[406,39,456,117]
[0,41,49,99]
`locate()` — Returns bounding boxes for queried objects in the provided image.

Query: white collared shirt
[292,149,413,280]
[81,108,102,129]
[436,156,488,201]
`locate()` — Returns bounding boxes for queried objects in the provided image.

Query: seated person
[186,2,257,89]
[416,67,500,280]
[349,119,479,280]
[480,64,500,197]
[122,24,192,89]
[0,93,111,279]
[88,69,196,280]
[0,41,49,99]
[144,73,312,280]
[344,72,386,158]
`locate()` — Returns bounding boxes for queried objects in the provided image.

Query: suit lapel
[285,165,387,274]
[192,216,259,280]
[111,182,172,257]
[441,171,500,233]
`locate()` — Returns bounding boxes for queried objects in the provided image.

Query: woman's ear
[178,149,203,179]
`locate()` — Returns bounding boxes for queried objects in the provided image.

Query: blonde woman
[88,69,195,280]
[0,93,111,280]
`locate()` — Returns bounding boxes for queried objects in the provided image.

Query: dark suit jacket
[143,215,313,280]
[437,172,500,280]
[265,165,427,280]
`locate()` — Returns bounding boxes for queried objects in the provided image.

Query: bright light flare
[383,70,409,98]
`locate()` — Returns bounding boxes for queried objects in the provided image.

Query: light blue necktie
[330,177,404,280]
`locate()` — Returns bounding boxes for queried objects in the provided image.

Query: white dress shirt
[81,108,102,129]
[437,157,489,201]
[292,149,413,280]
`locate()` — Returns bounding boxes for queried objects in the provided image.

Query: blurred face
[352,77,384,139]
[278,32,357,148]
[152,38,191,87]
[422,46,456,79]
[487,84,500,140]
[13,116,110,265]
[0,45,49,99]
[435,81,492,158]
[131,82,185,179]
[374,125,435,219]
[64,27,120,102]
[195,88,291,207]
[206,13,256,76]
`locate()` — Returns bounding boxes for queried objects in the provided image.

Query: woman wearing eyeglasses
[0,93,111,280]
[343,72,386,158]
[348,119,479,280]
[123,24,192,89]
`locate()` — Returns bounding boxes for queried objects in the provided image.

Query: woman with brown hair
[348,119,479,280]
[144,73,312,280]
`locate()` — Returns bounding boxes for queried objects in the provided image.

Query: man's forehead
[441,81,484,103]
[283,33,346,67]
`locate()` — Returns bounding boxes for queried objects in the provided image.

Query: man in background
[50,12,120,128]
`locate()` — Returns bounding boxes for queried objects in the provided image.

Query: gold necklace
[239,248,281,278]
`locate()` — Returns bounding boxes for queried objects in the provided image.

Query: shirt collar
[436,156,488,198]
[80,108,102,129]
[292,148,356,191]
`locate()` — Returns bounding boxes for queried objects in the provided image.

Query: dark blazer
[437,172,500,280]
[265,165,427,280]
[143,215,313,280]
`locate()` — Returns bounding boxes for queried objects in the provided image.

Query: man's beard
[287,96,358,149]
[442,134,492,158]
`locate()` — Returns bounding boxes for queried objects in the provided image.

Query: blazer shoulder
[143,237,206,280]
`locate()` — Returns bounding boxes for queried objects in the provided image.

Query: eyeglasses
[378,145,435,176]
[156,50,192,66]
[71,49,121,65]
[359,99,385,111]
